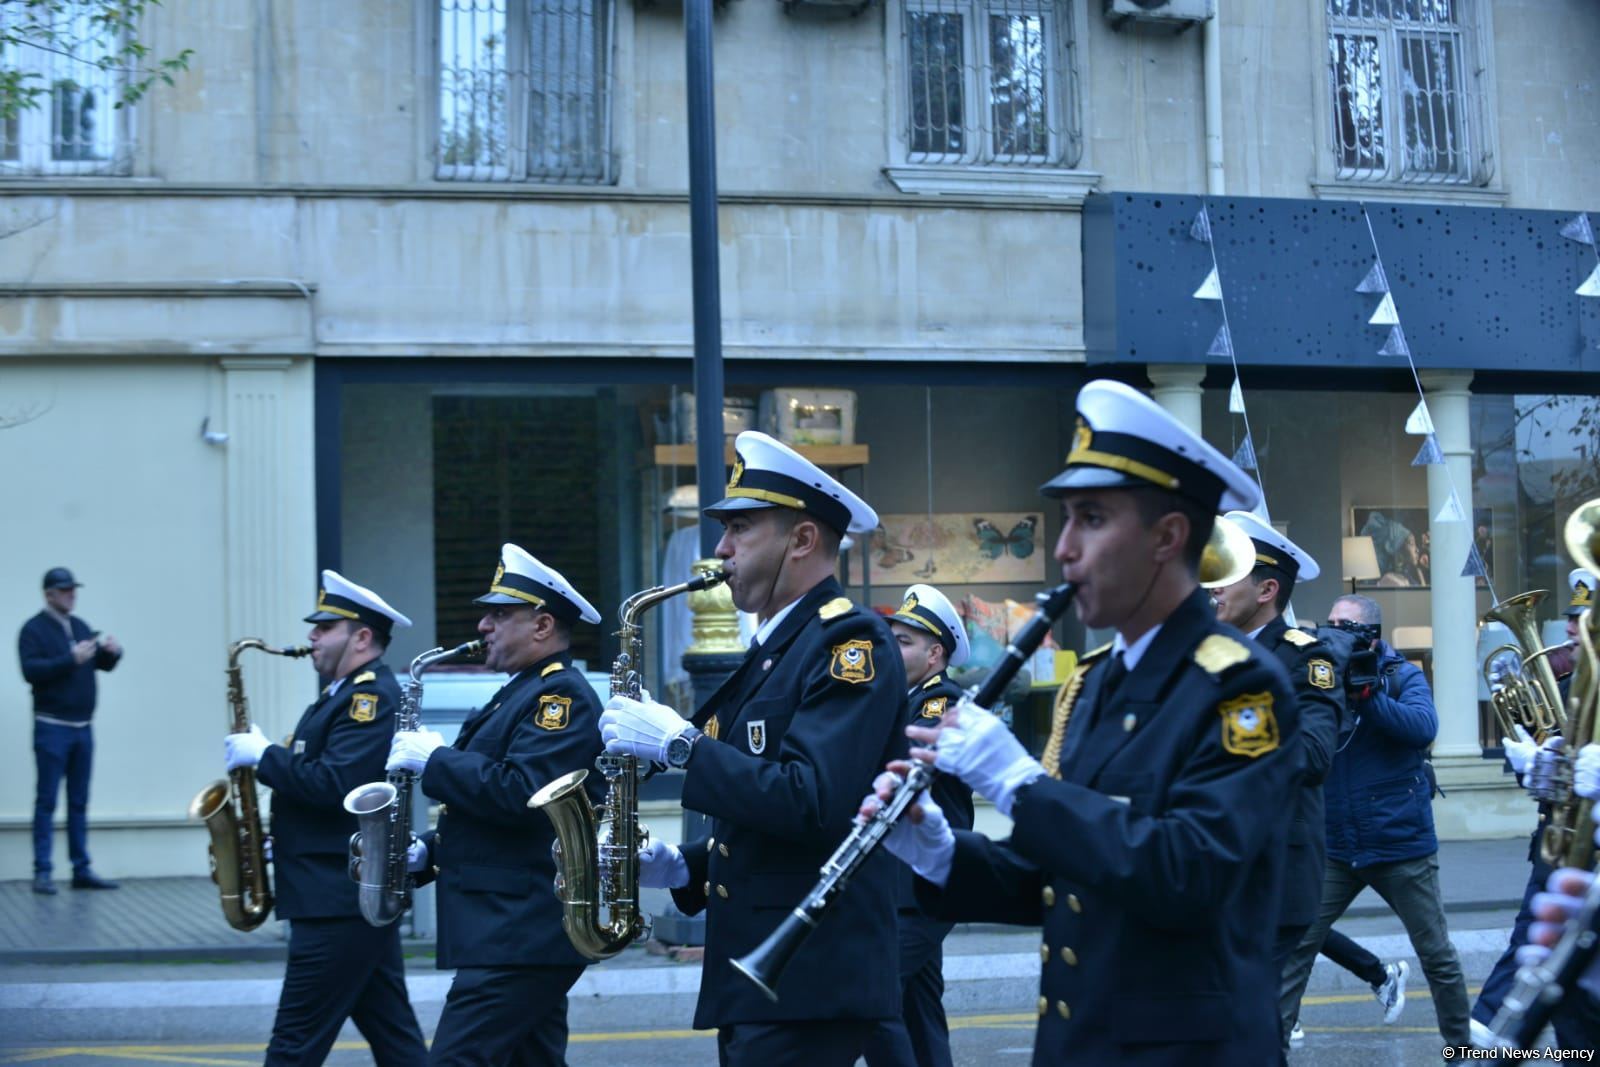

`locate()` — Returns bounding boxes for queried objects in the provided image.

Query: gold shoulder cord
[1041,662,1092,780]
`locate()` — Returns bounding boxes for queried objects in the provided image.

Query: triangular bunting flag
[1207,323,1234,358]
[1410,434,1444,466]
[1355,261,1389,294]
[1461,542,1489,579]
[1435,492,1466,524]
[1560,214,1595,247]
[1405,401,1435,435]
[1193,267,1222,301]
[1232,435,1258,471]
[1190,209,1212,244]
[1228,377,1245,414]
[1368,292,1400,326]
[1377,325,1411,358]
[1578,262,1600,298]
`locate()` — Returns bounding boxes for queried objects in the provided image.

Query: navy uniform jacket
[257,660,398,921]
[1256,616,1345,929]
[670,576,908,1028]
[917,588,1299,1065]
[897,670,974,911]
[415,650,604,970]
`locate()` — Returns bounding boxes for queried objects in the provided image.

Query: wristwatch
[666,726,704,769]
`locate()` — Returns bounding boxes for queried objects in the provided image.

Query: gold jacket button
[1037,996,1048,1017]
[719,843,730,857]
[716,884,729,899]
[703,881,711,896]
[1056,1001,1071,1020]
[707,837,716,854]
[1060,947,1078,966]
[1067,893,1082,914]
[1039,944,1049,963]
[1042,886,1056,907]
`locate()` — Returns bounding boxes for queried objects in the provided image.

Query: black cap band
[305,591,395,639]
[1250,541,1301,583]
[892,603,956,655]
[478,571,582,624]
[715,467,853,535]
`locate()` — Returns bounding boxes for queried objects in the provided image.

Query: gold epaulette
[353,670,377,685]
[1193,634,1252,676]
[818,597,855,621]
[1282,628,1316,649]
[1040,655,1099,779]
[541,662,565,677]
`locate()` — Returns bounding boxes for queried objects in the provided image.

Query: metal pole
[685,0,725,558]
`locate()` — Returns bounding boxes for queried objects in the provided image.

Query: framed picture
[1351,506,1492,589]
[846,512,1046,586]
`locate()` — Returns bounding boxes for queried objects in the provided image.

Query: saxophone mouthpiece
[689,567,728,591]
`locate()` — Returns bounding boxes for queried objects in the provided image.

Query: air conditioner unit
[1103,0,1214,30]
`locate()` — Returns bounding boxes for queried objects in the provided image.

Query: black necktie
[1092,652,1127,725]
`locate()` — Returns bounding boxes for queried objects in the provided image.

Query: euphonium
[1481,590,1568,743]
[1543,501,1600,871]
[344,639,483,927]
[188,639,311,932]
[530,567,727,961]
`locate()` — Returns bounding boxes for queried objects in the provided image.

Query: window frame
[0,10,136,177]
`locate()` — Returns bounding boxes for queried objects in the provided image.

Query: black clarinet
[731,582,1078,1001]
[1486,874,1600,1049]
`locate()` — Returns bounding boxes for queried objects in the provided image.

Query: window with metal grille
[0,8,134,176]
[901,0,1080,168]
[437,0,615,183]
[1326,0,1494,185]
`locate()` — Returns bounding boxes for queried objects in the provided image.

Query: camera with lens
[1325,619,1381,699]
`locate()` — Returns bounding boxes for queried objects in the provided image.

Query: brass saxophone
[188,639,311,932]
[1542,501,1600,870]
[530,566,727,960]
[344,640,484,927]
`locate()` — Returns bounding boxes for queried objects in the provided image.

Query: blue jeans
[33,720,93,877]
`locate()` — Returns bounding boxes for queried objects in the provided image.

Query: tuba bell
[1481,590,1568,744]
[1541,500,1600,871]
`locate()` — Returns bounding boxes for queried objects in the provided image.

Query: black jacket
[897,670,974,911]
[257,659,398,920]
[416,650,605,969]
[918,588,1300,1065]
[18,611,121,722]
[1256,616,1345,929]
[671,577,908,1028]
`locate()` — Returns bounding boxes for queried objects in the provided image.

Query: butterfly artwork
[973,516,1037,561]
[866,525,915,570]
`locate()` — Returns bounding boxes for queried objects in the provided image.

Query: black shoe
[32,875,56,895]
[70,870,119,890]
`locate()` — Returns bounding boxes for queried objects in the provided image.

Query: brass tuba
[344,640,483,927]
[1481,590,1568,744]
[189,639,311,931]
[530,566,726,960]
[1543,501,1600,871]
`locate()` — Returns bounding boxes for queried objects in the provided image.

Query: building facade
[2,0,1597,876]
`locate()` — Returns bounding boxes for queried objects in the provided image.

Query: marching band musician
[223,570,427,1066]
[1208,511,1346,1061]
[599,431,908,1066]
[867,379,1301,1064]
[864,583,974,1067]
[388,544,606,1066]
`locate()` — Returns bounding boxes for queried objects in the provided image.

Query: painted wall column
[1147,364,1207,435]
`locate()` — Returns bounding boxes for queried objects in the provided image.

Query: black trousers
[265,917,427,1067]
[863,913,953,1067]
[429,964,585,1067]
[718,1020,881,1067]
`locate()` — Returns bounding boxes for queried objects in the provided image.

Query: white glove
[1527,735,1569,803]
[1570,742,1600,801]
[224,723,271,771]
[866,772,956,887]
[600,694,691,765]
[1519,867,1600,999]
[1502,724,1538,776]
[388,729,445,774]
[638,840,689,889]
[934,699,1045,816]
[405,836,429,873]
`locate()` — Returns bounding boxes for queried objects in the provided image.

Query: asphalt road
[4,985,1579,1067]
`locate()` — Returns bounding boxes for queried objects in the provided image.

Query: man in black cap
[600,430,908,1066]
[869,380,1302,1063]
[18,566,122,894]
[224,569,427,1067]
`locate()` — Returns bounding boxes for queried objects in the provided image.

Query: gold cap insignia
[1574,581,1594,609]
[1067,417,1092,463]
[349,693,378,723]
[1309,660,1336,690]
[920,696,948,719]
[493,562,505,586]
[1218,691,1279,758]
[829,639,875,684]
[901,592,921,613]
[728,455,745,489]
[535,694,572,731]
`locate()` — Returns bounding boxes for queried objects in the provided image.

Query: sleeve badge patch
[1309,659,1336,690]
[829,639,875,684]
[920,696,948,719]
[1218,691,1279,758]
[349,693,378,723]
[535,694,572,731]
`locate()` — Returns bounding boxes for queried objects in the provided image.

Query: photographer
[1278,594,1471,1049]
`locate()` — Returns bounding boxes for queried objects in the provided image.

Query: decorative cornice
[883,165,1101,205]
[0,281,314,298]
[1309,180,1510,208]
